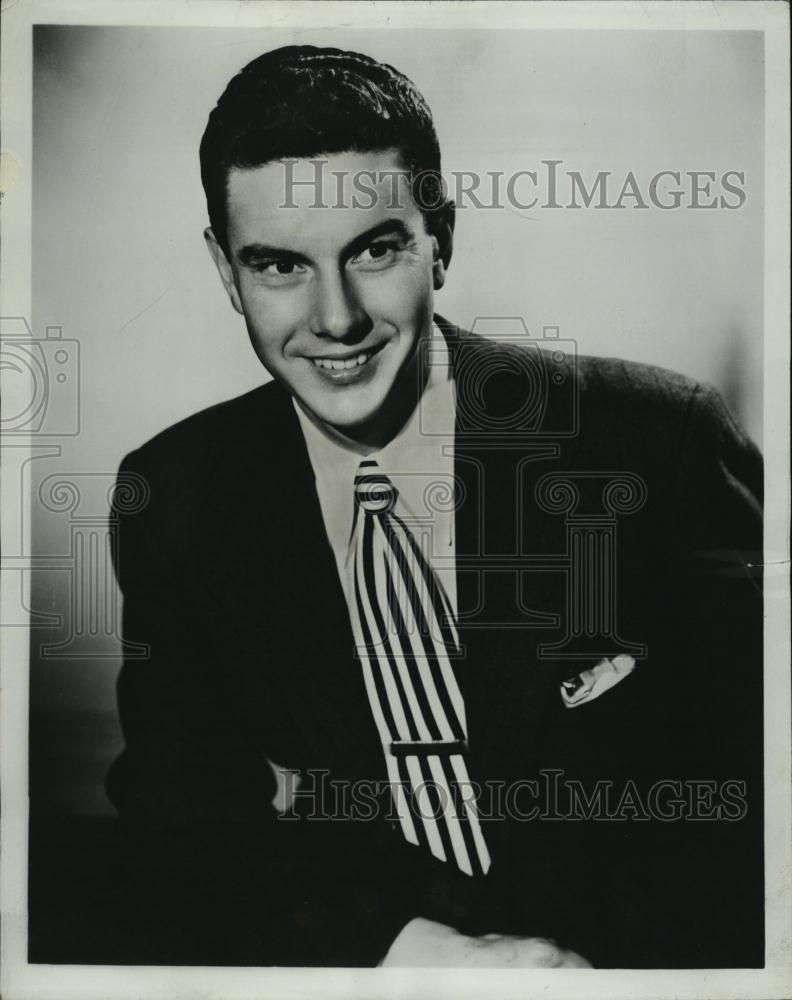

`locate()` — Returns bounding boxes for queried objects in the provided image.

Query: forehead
[224,150,422,253]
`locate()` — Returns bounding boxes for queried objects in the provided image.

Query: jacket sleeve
[675,384,764,961]
[106,451,415,967]
[672,381,763,783]
[602,381,764,968]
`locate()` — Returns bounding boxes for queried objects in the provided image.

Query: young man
[107,46,763,968]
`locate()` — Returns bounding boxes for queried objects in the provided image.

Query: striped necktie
[350,459,491,876]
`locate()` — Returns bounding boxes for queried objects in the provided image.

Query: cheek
[241,287,306,356]
[356,261,434,324]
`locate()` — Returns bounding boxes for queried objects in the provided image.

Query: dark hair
[199,45,443,253]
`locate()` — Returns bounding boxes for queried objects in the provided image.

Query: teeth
[313,352,371,371]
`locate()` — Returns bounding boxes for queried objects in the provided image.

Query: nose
[309,271,371,342]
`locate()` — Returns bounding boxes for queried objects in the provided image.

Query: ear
[204,227,243,314]
[429,200,455,291]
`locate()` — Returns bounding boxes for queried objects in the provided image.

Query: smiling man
[107,46,763,969]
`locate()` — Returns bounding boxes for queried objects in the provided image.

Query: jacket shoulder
[444,319,703,443]
[569,355,708,473]
[120,380,286,477]
[113,380,298,534]
[572,354,759,463]
[574,354,700,414]
[439,318,701,418]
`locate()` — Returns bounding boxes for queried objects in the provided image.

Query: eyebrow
[236,218,413,269]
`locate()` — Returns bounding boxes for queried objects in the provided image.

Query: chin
[310,377,391,424]
[321,399,387,434]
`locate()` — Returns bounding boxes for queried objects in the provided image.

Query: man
[107,46,763,968]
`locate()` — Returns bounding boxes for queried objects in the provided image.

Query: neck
[352,364,430,452]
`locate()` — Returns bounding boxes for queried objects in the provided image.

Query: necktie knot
[354,461,397,515]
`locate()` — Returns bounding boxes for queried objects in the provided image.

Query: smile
[312,352,373,371]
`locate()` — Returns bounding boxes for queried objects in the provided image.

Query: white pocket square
[560,654,636,708]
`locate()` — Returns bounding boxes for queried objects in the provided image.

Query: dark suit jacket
[107,320,763,968]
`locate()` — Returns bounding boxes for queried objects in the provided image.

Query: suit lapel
[454,446,558,782]
[441,321,583,782]
[218,385,383,778]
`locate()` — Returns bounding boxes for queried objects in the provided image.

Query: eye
[352,241,400,269]
[261,259,302,275]
[366,242,392,259]
[255,258,307,283]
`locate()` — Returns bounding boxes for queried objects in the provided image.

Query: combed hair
[199,45,443,251]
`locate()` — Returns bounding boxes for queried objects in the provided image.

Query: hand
[381,917,592,968]
[454,931,591,968]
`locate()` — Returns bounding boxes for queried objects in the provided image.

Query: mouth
[312,350,375,372]
[308,343,385,383]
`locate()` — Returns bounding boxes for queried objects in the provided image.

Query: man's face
[206,150,450,445]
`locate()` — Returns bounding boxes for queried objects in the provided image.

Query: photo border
[2,2,789,998]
